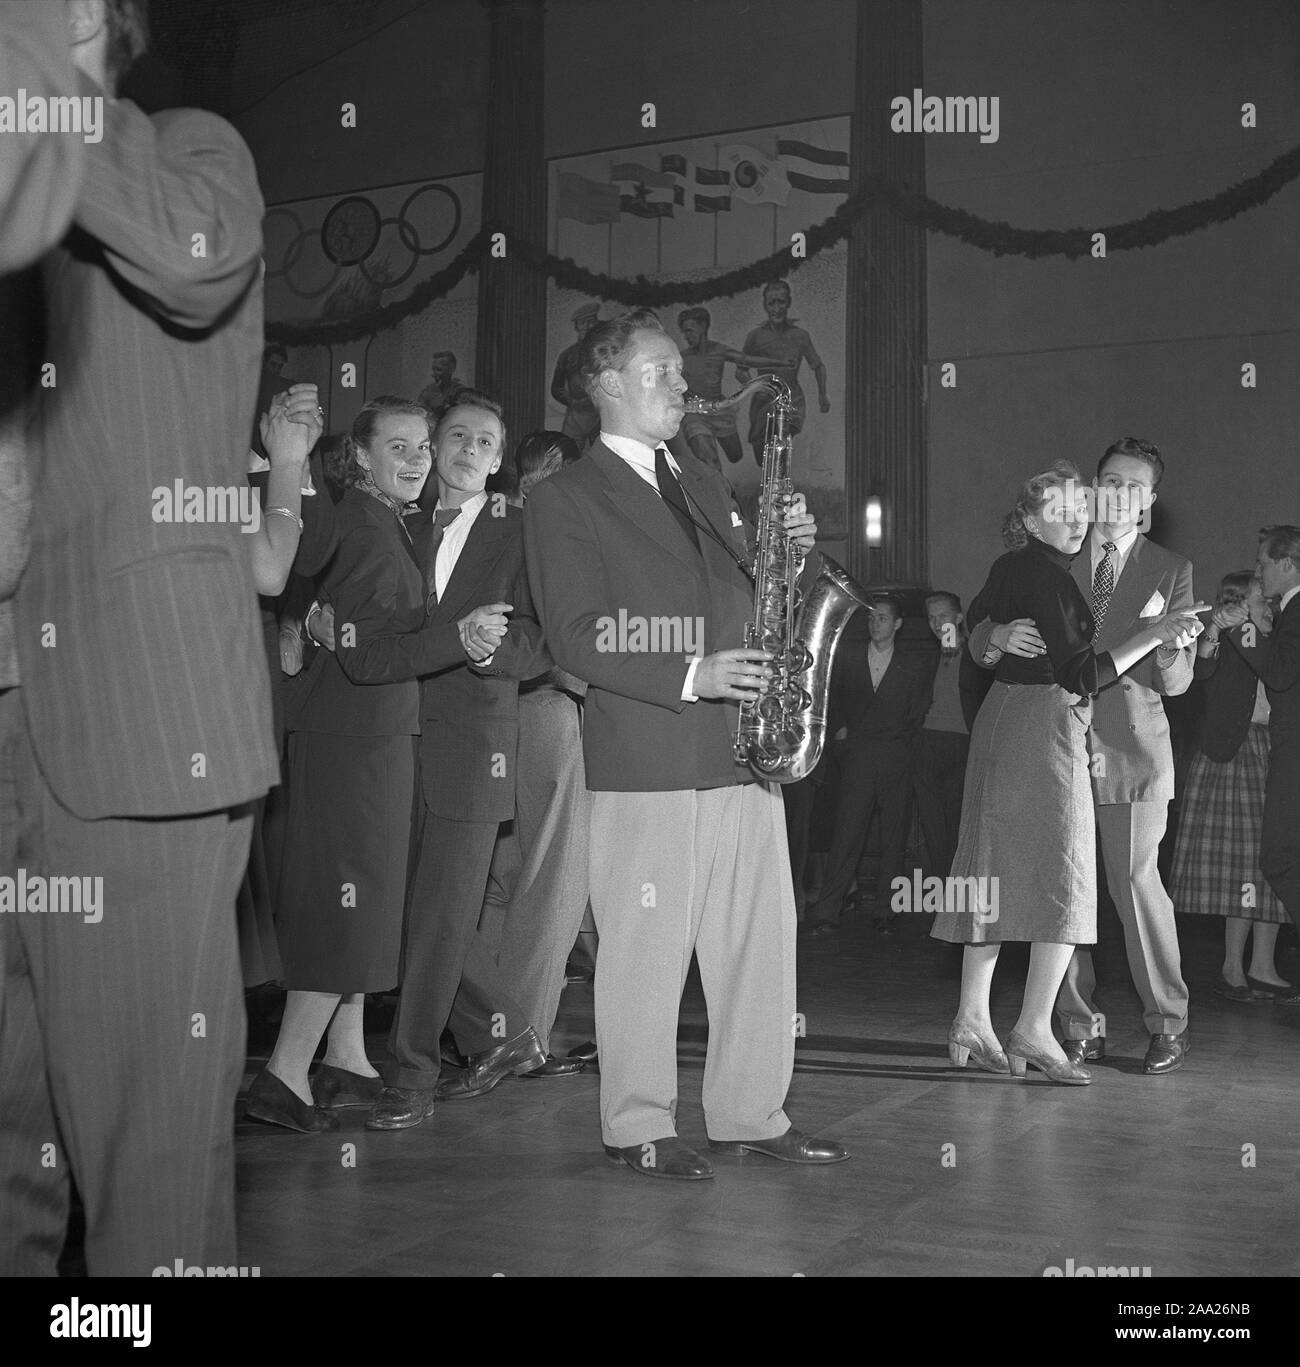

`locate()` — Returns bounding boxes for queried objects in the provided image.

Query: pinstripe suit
[1,89,273,1276]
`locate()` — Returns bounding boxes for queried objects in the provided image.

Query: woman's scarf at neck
[355,469,418,520]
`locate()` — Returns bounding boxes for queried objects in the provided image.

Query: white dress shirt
[432,489,489,601]
[1281,584,1300,615]
[599,429,703,701]
[1089,524,1139,582]
[867,640,894,690]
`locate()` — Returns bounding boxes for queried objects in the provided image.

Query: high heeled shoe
[311,1062,383,1109]
[947,1020,1009,1073]
[245,1068,339,1132]
[1005,1029,1091,1085]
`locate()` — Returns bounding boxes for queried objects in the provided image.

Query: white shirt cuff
[682,655,702,702]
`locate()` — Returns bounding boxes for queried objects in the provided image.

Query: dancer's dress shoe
[365,1085,438,1131]
[432,1027,547,1100]
[708,1126,850,1164]
[1142,1032,1189,1074]
[1276,990,1300,1006]
[1246,975,1293,999]
[1062,1037,1105,1066]
[520,1054,586,1078]
[1005,1029,1091,1085]
[567,1040,598,1064]
[244,1069,339,1133]
[603,1136,714,1180]
[947,1019,1009,1073]
[311,1063,383,1109]
[564,960,595,985]
[1215,977,1266,1002]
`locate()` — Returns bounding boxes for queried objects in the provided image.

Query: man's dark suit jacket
[1193,627,1264,762]
[839,646,932,751]
[17,88,278,818]
[524,441,755,793]
[1228,594,1300,739]
[414,502,546,824]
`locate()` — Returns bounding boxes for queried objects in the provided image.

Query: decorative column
[846,0,928,586]
[475,0,548,445]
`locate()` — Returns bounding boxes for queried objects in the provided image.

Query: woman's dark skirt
[931,681,1097,946]
[275,732,417,994]
[1170,723,1287,923]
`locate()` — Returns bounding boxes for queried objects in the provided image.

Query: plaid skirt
[1170,723,1286,922]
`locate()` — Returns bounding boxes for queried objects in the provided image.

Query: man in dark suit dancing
[2,0,278,1274]
[806,597,932,935]
[1222,526,1300,997]
[524,315,849,1180]
[368,394,566,1132]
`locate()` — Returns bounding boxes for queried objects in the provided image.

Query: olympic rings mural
[264,180,469,316]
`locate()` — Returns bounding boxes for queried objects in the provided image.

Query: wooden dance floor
[235,913,1300,1278]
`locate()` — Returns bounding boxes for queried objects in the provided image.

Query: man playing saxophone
[523,313,851,1181]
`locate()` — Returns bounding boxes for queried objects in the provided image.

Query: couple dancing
[936,440,1206,1084]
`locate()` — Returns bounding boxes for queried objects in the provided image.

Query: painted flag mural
[547,117,852,537]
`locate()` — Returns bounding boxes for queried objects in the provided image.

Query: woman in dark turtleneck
[933,461,1201,1083]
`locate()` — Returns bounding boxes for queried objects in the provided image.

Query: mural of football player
[672,307,773,469]
[549,301,602,449]
[735,279,830,464]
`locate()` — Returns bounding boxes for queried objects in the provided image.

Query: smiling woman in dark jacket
[245,395,479,1133]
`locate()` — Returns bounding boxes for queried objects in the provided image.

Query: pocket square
[731,511,744,527]
[1139,589,1165,619]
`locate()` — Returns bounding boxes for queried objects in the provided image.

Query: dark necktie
[425,505,462,608]
[1091,541,1116,631]
[653,447,700,554]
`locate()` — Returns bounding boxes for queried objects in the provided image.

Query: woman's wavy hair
[341,395,430,487]
[1216,570,1256,608]
[1002,460,1083,549]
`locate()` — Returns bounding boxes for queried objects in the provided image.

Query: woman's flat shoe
[1215,977,1266,1002]
[311,1062,384,1108]
[947,1020,1009,1073]
[1246,976,1293,999]
[1005,1029,1091,1085]
[245,1068,339,1132]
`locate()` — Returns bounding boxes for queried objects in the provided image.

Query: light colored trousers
[483,685,591,1055]
[589,781,796,1150]
[1056,801,1189,1039]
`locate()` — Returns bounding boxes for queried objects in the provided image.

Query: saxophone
[685,376,873,782]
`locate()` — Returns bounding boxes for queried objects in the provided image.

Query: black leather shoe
[311,1063,383,1109]
[439,1029,467,1070]
[365,1085,438,1130]
[603,1137,714,1180]
[519,1054,587,1078]
[245,1069,339,1134]
[567,1040,598,1064]
[564,960,595,985]
[1062,1037,1105,1066]
[1275,990,1300,1006]
[433,1027,547,1100]
[1142,1032,1189,1075]
[708,1126,850,1164]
